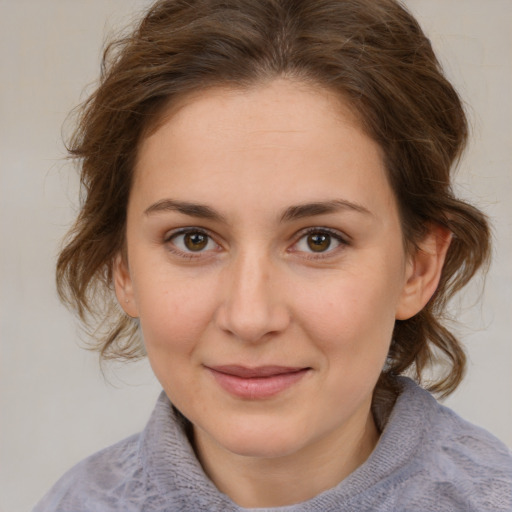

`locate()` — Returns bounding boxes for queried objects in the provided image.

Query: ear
[113,252,139,318]
[395,224,452,320]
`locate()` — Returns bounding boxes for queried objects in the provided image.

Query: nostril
[214,258,290,341]
[214,299,290,343]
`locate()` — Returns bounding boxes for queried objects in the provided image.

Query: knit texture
[33,378,512,511]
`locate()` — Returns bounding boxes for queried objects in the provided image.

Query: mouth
[205,365,311,400]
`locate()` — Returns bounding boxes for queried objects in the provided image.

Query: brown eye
[293,229,346,256]
[307,232,331,252]
[168,229,217,254]
[184,232,208,251]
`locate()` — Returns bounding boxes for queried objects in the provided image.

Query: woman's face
[116,79,426,461]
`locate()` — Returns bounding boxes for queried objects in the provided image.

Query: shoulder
[32,391,214,512]
[433,401,512,507]
[32,433,162,512]
[394,379,512,511]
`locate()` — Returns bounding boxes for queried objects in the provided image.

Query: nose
[215,249,290,343]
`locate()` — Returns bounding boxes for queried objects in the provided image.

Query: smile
[205,365,311,400]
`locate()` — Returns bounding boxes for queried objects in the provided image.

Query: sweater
[33,378,512,511]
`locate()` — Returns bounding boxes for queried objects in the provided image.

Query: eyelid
[164,226,211,242]
[162,225,350,260]
[289,227,350,257]
[164,227,222,257]
[300,226,350,242]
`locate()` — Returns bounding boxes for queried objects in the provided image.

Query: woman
[34,0,512,510]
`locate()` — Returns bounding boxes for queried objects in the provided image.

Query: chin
[224,435,304,459]
[205,415,314,459]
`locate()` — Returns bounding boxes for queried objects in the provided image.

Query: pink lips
[206,365,310,399]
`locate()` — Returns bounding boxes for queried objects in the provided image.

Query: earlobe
[113,252,139,318]
[395,225,452,320]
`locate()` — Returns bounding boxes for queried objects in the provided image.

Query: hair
[57,0,490,406]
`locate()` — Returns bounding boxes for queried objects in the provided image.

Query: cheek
[134,271,218,356]
[294,270,400,357]
[135,274,220,405]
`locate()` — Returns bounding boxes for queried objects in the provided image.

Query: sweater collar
[139,377,437,511]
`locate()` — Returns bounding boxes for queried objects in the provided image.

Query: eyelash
[290,227,349,259]
[164,228,220,260]
[163,226,349,260]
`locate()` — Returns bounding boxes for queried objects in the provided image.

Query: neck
[193,407,379,508]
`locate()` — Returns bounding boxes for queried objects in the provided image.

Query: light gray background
[0,1,510,511]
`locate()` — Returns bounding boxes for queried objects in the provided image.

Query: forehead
[150,78,362,131]
[131,79,397,221]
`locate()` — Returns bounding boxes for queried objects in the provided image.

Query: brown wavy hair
[57,0,490,402]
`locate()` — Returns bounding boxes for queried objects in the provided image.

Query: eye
[167,229,218,254]
[293,228,346,255]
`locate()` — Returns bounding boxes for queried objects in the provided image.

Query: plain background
[0,1,511,510]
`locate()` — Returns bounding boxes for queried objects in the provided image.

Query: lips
[205,365,310,399]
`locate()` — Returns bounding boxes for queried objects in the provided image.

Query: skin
[114,79,450,508]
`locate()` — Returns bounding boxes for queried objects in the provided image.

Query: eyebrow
[280,199,372,222]
[144,198,372,222]
[144,199,227,222]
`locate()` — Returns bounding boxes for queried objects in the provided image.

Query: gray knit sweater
[33,378,512,511]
